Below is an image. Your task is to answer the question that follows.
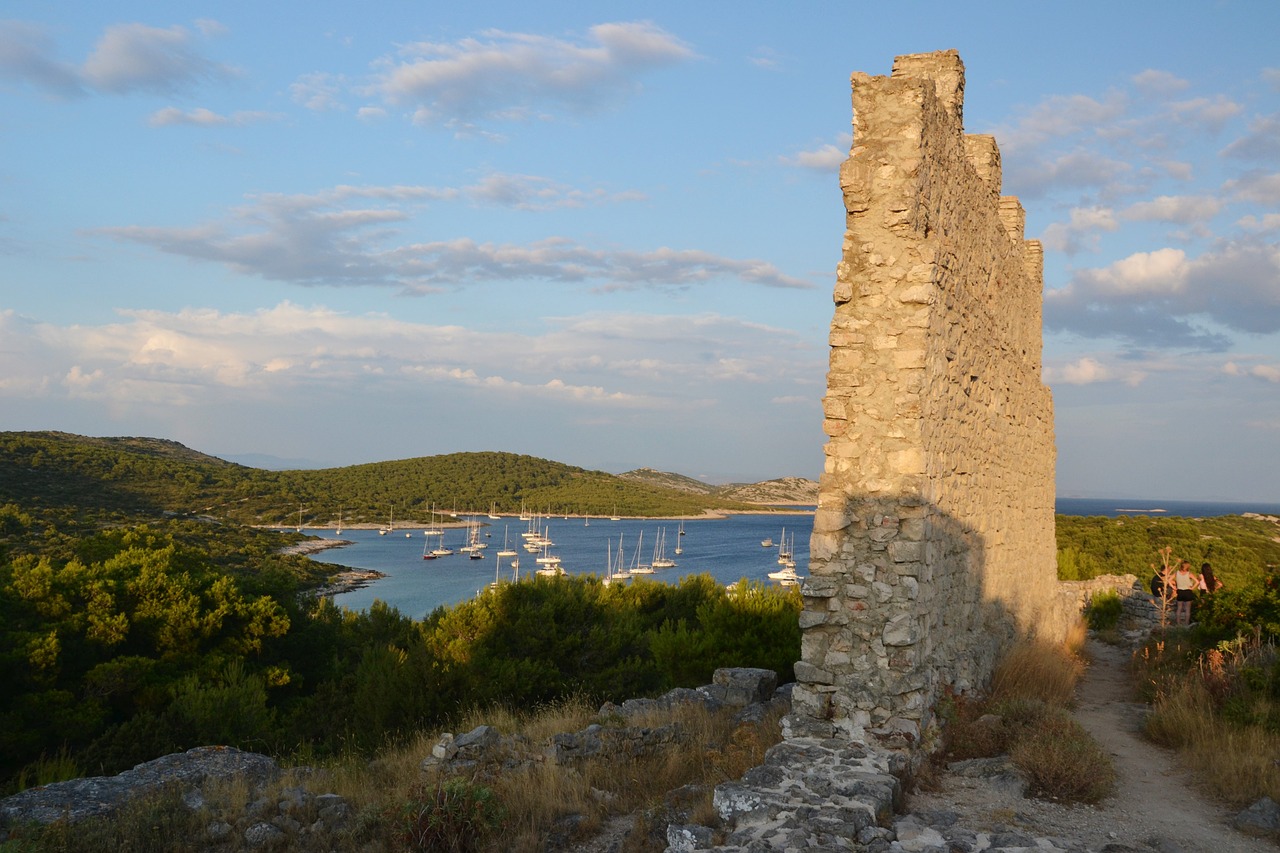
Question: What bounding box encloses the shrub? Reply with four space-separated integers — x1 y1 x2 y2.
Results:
1010 708 1114 803
1085 590 1123 630
391 778 507 853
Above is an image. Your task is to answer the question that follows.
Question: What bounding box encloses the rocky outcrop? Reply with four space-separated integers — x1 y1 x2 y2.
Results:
0 746 280 826
421 667 789 778
0 746 354 850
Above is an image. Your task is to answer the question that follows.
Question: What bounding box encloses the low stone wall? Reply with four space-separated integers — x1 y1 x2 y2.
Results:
1060 573 1165 634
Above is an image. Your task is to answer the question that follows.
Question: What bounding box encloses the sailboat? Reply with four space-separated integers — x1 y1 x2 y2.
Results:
628 531 654 575
651 527 677 569
335 509 342 536
610 533 632 581
496 525 517 558
603 536 631 584
379 505 393 535
777 528 791 564
535 531 565 576
674 519 683 555
295 506 303 533
488 502 501 520
423 504 443 537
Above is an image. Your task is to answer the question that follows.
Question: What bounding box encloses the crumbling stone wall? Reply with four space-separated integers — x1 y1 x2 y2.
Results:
791 51 1066 746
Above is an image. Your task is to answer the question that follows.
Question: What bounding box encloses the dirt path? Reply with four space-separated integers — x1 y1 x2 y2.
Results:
1070 638 1273 852
912 638 1275 852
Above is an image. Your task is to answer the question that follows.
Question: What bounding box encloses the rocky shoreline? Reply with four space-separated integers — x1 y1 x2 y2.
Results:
277 539 387 597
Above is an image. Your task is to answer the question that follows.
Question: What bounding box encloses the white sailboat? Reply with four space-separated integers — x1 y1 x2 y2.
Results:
379 505 393 535
674 519 683 555
335 509 342 535
628 530 654 575
535 532 565 576
609 533 631 580
496 525 517 558
777 528 791 565
651 527 676 569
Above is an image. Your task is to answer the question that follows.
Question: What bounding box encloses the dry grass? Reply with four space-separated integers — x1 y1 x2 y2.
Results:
1140 633 1280 807
5 694 784 853
988 629 1086 708
933 622 1114 805
347 699 780 853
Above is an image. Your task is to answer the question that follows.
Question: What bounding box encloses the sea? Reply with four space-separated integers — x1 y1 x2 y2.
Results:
305 499 1280 618
307 512 813 620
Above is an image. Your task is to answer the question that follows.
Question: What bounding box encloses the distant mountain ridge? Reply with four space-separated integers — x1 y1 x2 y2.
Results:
0 432 813 526
619 467 818 505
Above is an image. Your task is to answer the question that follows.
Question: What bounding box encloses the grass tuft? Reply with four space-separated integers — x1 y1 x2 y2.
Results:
932 621 1114 806
1137 631 1280 807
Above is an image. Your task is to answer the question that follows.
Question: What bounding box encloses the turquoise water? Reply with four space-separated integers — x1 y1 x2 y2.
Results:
306 513 813 618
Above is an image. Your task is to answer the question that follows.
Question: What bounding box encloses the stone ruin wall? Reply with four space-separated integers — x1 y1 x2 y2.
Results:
790 51 1070 747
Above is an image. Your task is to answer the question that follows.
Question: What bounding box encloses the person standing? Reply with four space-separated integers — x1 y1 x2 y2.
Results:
1174 560 1199 626
1200 562 1220 594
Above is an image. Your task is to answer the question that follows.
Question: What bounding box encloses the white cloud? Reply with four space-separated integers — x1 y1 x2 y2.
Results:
291 71 347 111
0 20 85 96
1167 96 1242 132
748 47 784 71
780 143 846 171
463 173 646 210
148 106 276 127
1225 170 1280 205
1238 213 1280 233
998 92 1130 152
94 182 808 290
366 21 695 127
1082 247 1190 296
1221 113 1280 161
1047 240 1280 349
1121 195 1224 225
82 22 233 95
1039 206 1117 254
1225 360 1280 383
1132 70 1189 97
1046 355 1148 387
0 303 819 415
0 19 234 98
1055 356 1112 385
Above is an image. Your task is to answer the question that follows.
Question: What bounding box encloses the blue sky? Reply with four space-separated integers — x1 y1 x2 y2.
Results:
1 2 1278 501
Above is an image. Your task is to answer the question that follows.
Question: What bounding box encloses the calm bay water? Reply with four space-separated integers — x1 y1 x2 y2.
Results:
304 499 1279 617
307 513 813 619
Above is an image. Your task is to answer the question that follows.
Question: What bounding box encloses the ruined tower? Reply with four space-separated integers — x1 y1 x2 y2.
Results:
791 51 1067 746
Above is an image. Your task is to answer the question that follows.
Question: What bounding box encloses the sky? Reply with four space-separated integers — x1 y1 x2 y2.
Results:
1 2 1278 501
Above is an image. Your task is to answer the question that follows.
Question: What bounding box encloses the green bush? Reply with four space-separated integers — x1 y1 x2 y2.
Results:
392 778 506 853
1085 590 1123 630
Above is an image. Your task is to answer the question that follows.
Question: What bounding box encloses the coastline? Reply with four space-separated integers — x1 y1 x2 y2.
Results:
270 506 816 534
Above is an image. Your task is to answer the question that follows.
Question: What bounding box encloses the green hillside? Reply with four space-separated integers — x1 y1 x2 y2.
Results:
0 431 758 528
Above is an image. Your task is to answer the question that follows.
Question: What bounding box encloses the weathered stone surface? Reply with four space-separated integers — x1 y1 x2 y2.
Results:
0 746 280 825
1235 796 1280 838
798 49 1068 738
